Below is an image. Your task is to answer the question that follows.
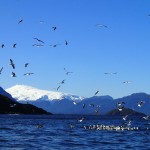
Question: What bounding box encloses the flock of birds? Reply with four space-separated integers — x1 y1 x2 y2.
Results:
1 18 150 132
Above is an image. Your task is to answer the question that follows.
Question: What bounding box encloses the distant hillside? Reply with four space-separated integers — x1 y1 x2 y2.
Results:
106 108 145 116
0 94 51 114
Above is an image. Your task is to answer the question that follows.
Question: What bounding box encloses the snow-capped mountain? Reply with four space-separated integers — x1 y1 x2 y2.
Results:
6 85 150 115
6 85 84 102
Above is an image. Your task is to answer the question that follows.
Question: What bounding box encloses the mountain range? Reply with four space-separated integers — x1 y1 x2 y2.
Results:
5 85 150 115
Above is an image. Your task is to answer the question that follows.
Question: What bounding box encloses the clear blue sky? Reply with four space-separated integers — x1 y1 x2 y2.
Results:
0 0 150 98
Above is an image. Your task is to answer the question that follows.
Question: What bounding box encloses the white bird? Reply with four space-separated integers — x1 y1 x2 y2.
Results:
137 101 145 107
78 117 84 123
24 73 34 76
123 115 128 121
96 24 108 28
32 44 44 47
142 116 149 120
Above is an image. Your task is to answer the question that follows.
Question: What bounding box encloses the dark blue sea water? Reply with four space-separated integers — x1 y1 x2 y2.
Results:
0 114 150 150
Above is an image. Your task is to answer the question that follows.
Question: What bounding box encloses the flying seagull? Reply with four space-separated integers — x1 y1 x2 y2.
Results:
9 59 15 69
33 38 45 44
65 40 68 45
117 105 124 111
18 19 23 24
13 43 17 48
123 81 131 84
52 26 57 31
24 73 34 76
94 90 99 96
59 79 65 84
96 24 108 28
137 101 145 107
50 44 61 47
0 67 3 74
57 85 61 91
1 44 5 48
11 72 16 77
32 44 44 47
25 63 29 67
78 117 84 123
64 68 73 75
123 115 128 121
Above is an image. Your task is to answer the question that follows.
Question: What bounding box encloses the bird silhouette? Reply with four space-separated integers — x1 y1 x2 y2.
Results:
1 44 5 48
9 59 15 69
0 67 3 74
11 72 16 77
65 40 68 45
52 26 57 31
25 63 29 67
33 38 45 44
96 24 108 28
94 90 99 96
18 19 23 24
24 73 34 76
13 43 17 48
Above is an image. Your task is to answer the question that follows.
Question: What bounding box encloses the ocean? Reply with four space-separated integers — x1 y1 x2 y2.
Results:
0 114 150 150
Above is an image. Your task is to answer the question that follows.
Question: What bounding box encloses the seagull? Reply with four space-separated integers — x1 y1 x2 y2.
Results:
142 116 149 120
137 101 145 107
73 101 77 105
78 117 84 123
65 40 68 45
123 115 128 121
13 43 17 48
64 68 73 75
18 19 23 24
33 38 45 44
57 85 61 91
50 44 61 47
117 101 125 106
89 104 94 107
123 81 131 84
96 24 108 28
25 63 29 67
9 59 15 69
24 73 34 76
82 103 86 109
10 104 16 107
117 106 124 111
32 44 44 47
95 109 99 115
1 44 5 48
59 79 65 84
104 72 117 75
52 26 57 31
11 72 16 77
0 67 3 74
94 90 99 96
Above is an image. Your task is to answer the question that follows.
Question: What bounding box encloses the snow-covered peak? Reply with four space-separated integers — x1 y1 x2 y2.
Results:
6 85 84 102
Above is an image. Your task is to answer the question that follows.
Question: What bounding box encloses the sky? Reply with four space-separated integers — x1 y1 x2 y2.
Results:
0 0 150 98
